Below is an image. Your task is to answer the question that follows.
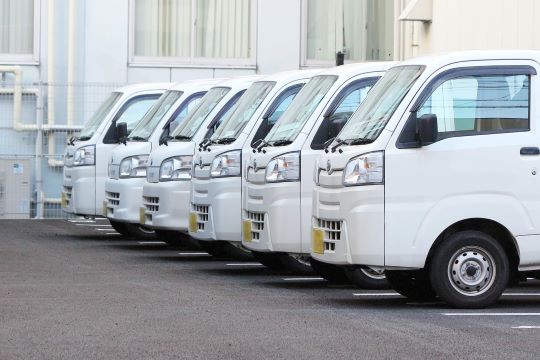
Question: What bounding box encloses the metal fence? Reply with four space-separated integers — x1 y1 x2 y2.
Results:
0 81 125 219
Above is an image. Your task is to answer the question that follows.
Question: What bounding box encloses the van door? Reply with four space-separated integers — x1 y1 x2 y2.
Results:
300 77 379 253
384 63 538 268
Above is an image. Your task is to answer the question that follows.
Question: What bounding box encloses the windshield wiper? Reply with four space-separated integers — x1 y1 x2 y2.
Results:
331 137 373 153
173 134 191 141
323 137 335 152
255 139 270 153
270 139 293 147
128 136 147 141
215 137 236 145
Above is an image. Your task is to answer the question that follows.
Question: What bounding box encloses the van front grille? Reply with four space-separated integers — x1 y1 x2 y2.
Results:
192 203 209 231
315 218 342 252
246 211 265 241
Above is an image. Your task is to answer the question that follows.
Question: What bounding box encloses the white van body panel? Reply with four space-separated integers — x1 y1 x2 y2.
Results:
141 76 261 231
189 70 320 242
312 51 540 272
104 79 224 224
243 62 395 255
62 83 172 216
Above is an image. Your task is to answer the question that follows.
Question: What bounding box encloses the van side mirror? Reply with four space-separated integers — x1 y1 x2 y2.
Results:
328 114 349 139
116 122 128 145
417 114 438 145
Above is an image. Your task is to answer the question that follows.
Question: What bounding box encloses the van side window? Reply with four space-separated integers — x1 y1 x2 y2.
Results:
103 94 160 144
204 90 245 139
168 95 204 133
418 74 529 137
310 77 378 150
250 84 304 147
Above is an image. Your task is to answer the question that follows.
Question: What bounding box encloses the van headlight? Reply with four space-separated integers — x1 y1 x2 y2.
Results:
119 155 148 178
342 151 384 186
265 151 300 183
73 145 95 166
159 156 193 181
211 150 241 178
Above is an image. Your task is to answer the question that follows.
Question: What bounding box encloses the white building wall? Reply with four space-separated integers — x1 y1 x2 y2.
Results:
399 0 540 59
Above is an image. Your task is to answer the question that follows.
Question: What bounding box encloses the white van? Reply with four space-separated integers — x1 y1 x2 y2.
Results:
188 70 319 257
104 79 221 237
62 83 170 218
242 63 393 284
140 76 260 244
312 51 537 308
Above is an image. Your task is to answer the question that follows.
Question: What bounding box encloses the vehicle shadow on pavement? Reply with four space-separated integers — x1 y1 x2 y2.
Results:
198 267 287 277
263 280 331 289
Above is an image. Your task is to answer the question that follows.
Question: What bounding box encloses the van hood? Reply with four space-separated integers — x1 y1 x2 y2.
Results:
110 141 152 165
147 141 197 167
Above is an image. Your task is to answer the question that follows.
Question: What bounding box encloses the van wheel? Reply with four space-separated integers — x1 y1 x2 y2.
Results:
385 270 437 302
309 258 350 284
345 267 390 290
223 242 254 261
429 230 509 309
108 220 129 236
252 251 286 270
280 254 314 275
124 223 156 240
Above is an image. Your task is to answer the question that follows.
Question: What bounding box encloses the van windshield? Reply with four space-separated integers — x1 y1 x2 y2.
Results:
78 92 122 140
171 87 231 140
336 65 424 144
211 81 275 141
265 75 337 143
128 90 183 141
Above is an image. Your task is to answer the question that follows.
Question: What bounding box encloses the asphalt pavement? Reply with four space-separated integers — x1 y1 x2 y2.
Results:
2 219 540 359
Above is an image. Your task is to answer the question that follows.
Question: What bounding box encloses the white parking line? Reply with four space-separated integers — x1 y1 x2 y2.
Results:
138 241 166 245
178 252 210 255
70 220 96 223
512 326 540 329
76 224 112 227
96 228 115 231
105 232 120 235
94 218 108 221
282 277 325 281
226 263 263 266
442 313 540 316
353 293 401 296
502 293 540 296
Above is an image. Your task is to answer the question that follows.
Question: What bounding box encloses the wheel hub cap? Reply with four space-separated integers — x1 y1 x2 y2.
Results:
448 246 496 296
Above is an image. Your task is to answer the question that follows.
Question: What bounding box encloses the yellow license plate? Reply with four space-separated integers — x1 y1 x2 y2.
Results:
102 201 108 217
312 228 325 254
243 220 252 242
189 212 198 233
61 192 67 208
139 207 146 224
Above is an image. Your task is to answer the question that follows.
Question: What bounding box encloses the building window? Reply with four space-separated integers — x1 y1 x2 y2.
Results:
0 0 38 63
130 0 255 67
302 0 394 66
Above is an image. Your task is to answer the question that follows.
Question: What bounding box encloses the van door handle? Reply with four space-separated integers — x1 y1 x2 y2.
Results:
520 147 540 155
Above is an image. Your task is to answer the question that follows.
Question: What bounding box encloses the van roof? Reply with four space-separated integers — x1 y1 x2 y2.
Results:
169 78 225 92
256 69 322 83
213 75 263 89
315 61 397 78
114 82 174 94
398 50 540 70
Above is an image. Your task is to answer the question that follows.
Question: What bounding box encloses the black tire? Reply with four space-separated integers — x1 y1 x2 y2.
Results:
309 258 350 284
109 220 129 236
279 254 314 275
429 230 509 309
123 223 156 240
385 270 437 302
222 242 254 261
345 267 390 290
252 251 286 270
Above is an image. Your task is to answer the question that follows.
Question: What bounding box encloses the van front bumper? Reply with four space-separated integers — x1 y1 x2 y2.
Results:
141 181 190 231
104 177 144 224
63 165 97 216
311 184 385 266
189 176 241 242
242 181 301 253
